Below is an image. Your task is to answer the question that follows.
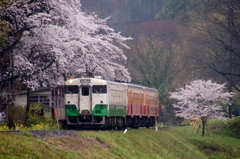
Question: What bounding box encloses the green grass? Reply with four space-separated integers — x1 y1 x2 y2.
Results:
0 119 239 159
169 126 240 159
77 126 239 159
0 134 78 159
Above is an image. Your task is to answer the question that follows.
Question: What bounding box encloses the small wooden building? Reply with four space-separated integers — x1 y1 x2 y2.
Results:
14 86 65 118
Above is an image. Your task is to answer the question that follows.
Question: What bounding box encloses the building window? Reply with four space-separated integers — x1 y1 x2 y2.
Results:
29 95 50 114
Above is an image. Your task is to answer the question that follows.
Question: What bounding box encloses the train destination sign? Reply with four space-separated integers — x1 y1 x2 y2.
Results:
80 79 90 84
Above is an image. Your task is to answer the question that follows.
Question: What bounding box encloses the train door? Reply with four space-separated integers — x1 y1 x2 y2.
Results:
79 86 91 114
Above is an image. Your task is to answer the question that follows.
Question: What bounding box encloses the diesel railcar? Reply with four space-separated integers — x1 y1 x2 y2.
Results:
58 77 159 129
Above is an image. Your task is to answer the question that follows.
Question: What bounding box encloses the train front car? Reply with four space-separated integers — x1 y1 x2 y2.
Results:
65 78 109 128
63 77 159 129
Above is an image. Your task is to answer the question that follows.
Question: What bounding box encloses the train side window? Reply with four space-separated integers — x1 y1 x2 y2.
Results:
82 87 89 96
65 85 78 94
92 85 107 94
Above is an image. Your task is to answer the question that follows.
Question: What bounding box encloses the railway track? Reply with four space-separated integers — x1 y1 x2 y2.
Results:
0 130 78 139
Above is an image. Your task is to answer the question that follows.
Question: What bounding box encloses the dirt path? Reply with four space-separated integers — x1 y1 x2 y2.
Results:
43 136 108 152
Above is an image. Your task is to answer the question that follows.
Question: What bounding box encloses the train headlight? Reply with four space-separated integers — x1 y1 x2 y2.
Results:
69 79 73 84
98 79 102 84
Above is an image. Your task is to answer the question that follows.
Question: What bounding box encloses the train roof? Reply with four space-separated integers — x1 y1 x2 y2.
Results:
127 83 158 91
66 77 158 92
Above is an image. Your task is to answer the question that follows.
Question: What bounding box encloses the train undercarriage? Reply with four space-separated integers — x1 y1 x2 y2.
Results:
60 115 156 129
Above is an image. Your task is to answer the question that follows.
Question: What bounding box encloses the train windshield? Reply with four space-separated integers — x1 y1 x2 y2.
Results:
65 85 79 94
81 87 89 96
92 85 107 94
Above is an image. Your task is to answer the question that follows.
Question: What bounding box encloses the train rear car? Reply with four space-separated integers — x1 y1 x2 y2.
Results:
126 84 159 128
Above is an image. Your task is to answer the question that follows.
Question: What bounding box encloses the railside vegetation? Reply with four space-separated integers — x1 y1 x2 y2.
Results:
0 117 239 159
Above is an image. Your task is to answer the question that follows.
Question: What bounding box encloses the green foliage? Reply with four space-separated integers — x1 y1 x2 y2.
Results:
171 126 240 159
27 103 43 126
22 131 32 137
156 0 189 21
0 125 8 131
155 0 203 23
156 0 240 119
0 0 10 8
0 0 11 50
190 139 239 159
222 117 240 139
8 105 26 126
125 19 190 125
2 104 57 130
232 92 240 116
0 24 7 49
144 41 186 124
209 117 240 139
27 103 57 130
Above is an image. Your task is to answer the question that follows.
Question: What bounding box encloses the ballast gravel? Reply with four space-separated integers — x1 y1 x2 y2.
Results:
29 130 78 138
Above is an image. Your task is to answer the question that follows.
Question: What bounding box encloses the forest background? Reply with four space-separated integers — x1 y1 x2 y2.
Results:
1 0 240 125
80 0 240 124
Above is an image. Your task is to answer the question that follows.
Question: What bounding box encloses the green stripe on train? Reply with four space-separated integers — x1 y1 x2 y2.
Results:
107 105 126 117
65 104 79 116
65 104 127 117
92 104 107 116
92 104 127 117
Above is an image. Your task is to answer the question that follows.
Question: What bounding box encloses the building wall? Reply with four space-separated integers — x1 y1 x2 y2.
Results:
14 94 27 106
14 88 52 117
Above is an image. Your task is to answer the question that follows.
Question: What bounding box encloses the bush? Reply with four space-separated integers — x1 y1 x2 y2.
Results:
209 117 240 139
2 104 57 130
223 116 240 139
27 103 57 130
8 105 26 128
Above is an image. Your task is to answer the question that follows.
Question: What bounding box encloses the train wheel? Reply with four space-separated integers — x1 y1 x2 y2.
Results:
133 122 139 129
146 123 150 128
151 118 155 127
60 120 67 129
130 122 134 129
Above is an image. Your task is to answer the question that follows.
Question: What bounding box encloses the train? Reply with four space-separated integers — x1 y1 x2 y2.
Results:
57 77 159 129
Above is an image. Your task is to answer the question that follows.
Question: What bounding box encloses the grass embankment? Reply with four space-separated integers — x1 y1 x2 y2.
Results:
0 118 239 159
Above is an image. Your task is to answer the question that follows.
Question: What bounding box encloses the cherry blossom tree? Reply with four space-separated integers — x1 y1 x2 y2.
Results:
12 0 131 90
0 0 50 108
1 0 131 91
1 0 132 115
169 79 234 137
1 0 43 85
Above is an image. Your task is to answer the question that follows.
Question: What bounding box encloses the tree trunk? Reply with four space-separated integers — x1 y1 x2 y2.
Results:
201 117 206 137
26 88 30 122
228 37 233 119
229 87 232 119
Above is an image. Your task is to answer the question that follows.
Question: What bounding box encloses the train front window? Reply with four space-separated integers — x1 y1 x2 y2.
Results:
65 85 78 94
92 85 107 94
82 87 89 96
